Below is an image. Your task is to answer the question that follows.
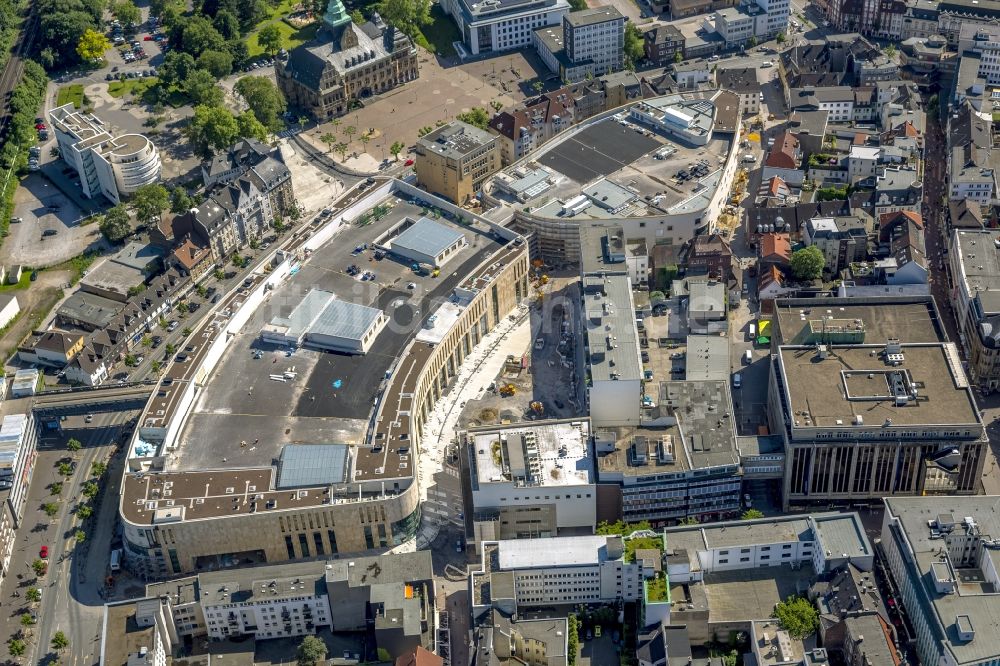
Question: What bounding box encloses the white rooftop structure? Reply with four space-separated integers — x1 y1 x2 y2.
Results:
390 217 467 268
497 535 613 569
261 289 387 354
471 421 592 487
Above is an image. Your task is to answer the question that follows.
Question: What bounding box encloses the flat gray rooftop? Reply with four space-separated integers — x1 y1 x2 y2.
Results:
955 229 1000 295
171 195 502 472
700 567 815 623
885 496 1000 666
773 297 944 345
777 344 980 429
659 380 738 469
584 274 642 382
391 216 465 262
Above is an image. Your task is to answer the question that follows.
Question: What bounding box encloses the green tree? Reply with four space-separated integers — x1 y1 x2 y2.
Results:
567 614 579 666
196 284 208 298
66 438 82 454
112 0 141 27
77 504 93 519
42 500 59 515
100 205 131 243
296 635 328 666
456 107 490 130
674 50 683 63
678 516 699 525
624 23 644 67
184 68 225 106
49 482 62 495
257 23 282 57
182 326 193 336
175 15 226 57
376 0 432 37
91 461 107 478
568 0 586 9
171 188 195 214
165 343 177 355
77 28 111 62
212 9 241 40
390 140 405 160
773 596 819 639
885 44 896 59
789 246 825 280
723 650 738 666
74 529 86 542
334 141 348 161
187 104 239 156
82 482 99 499
344 125 357 144
58 462 73 477
214 268 226 280
25 587 41 603
7 638 25 657
125 354 139 367
158 51 198 90
132 183 170 224
320 132 337 152
351 8 365 23
32 559 47 577
51 631 69 652
177 301 190 314
741 508 764 520
236 110 269 142
749 34 758 47
20 613 35 628
234 76 287 131
151 360 162 373
776 31 786 43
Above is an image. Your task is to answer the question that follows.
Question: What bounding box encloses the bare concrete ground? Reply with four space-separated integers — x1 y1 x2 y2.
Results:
301 48 550 172
458 276 584 427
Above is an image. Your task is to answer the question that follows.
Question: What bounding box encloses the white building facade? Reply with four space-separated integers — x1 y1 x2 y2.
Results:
50 103 161 204
443 0 570 55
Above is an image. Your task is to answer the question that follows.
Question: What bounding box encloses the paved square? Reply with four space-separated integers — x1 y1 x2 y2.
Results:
538 120 660 183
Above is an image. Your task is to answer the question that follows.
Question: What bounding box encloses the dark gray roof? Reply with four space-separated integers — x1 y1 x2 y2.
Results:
276 444 350 488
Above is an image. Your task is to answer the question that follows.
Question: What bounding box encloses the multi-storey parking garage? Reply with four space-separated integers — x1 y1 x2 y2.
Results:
119 181 530 578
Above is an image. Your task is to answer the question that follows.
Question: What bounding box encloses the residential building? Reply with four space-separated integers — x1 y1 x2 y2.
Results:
415 121 501 204
536 6 625 82
465 421 595 547
470 535 644 618
169 236 213 282
49 103 161 204
874 166 922 217
881 497 1000 666
0 413 36 582
186 175 278 262
876 210 927 285
101 599 172 666
802 216 869 274
847 145 881 183
717 67 760 117
900 34 957 75
768 297 988 509
950 198 985 229
671 61 714 90
900 0 939 40
79 241 165 304
780 36 899 91
201 139 295 217
758 232 792 268
763 132 804 186
825 0 906 38
685 233 734 284
396 647 444 666
488 90 575 165
276 0 418 120
672 276 728 334
17 330 84 368
644 24 684 65
595 380 742 524
948 102 997 205
664 512 873 642
950 228 1000 393
473 609 568 666
116 553 434 660
0 294 16 332
442 0 570 56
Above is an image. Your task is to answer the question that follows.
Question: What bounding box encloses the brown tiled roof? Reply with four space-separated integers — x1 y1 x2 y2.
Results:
395 647 443 666
764 132 799 170
760 232 791 263
172 235 212 271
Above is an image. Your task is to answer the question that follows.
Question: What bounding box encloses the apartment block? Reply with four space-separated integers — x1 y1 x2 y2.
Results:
0 414 37 582
882 497 1000 666
415 121 501 204
951 229 1000 393
50 103 161 204
535 6 625 82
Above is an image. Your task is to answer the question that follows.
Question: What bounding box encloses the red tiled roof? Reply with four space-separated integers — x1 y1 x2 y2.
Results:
764 132 800 170
395 647 443 666
759 232 791 262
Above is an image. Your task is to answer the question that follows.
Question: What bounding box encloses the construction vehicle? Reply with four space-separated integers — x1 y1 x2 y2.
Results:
499 383 517 397
411 262 440 277
530 401 544 414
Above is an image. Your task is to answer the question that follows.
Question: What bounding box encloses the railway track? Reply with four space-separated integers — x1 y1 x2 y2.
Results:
0 3 39 139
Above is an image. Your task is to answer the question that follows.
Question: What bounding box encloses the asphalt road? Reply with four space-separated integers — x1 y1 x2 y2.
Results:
0 410 135 666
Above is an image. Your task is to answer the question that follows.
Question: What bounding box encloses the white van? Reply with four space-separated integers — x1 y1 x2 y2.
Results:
761 60 774 68
742 154 757 163
110 548 122 572
744 349 752 364
749 323 757 340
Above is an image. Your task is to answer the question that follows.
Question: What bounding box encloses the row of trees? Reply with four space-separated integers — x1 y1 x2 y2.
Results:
99 183 171 243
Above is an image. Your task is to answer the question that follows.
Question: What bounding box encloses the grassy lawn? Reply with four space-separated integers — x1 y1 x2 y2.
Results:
247 20 320 57
108 77 159 99
56 84 84 109
646 574 669 602
0 271 30 292
624 536 662 563
413 5 460 57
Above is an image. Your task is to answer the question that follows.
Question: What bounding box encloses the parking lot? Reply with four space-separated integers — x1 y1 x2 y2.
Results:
3 173 104 267
538 120 660 184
